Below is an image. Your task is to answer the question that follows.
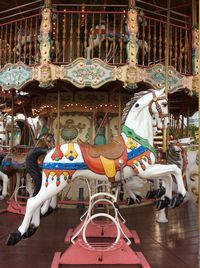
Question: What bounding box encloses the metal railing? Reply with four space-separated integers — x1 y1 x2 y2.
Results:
0 1 192 75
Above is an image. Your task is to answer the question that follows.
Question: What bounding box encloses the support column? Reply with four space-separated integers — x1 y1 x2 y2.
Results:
40 0 52 64
10 91 14 151
163 0 171 152
56 90 60 146
38 0 53 88
125 3 139 88
118 88 121 135
198 2 200 266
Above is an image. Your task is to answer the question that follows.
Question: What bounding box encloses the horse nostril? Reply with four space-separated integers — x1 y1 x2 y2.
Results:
167 122 170 125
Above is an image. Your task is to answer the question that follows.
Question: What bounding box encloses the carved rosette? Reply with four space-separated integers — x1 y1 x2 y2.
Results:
61 58 116 88
0 62 33 91
40 6 52 64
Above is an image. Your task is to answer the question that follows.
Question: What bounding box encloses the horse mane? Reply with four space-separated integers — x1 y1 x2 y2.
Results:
121 89 153 125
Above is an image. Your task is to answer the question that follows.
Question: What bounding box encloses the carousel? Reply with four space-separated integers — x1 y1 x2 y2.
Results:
0 0 199 267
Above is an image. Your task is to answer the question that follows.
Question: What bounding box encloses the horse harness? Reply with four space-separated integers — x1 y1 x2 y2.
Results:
148 91 168 125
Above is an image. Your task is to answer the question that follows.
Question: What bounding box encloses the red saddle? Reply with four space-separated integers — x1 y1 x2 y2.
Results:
78 136 127 181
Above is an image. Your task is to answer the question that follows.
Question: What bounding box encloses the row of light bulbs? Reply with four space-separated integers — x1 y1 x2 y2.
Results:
32 103 118 115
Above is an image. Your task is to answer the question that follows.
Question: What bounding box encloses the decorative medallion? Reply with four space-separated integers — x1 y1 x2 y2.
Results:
144 64 191 93
0 62 33 91
60 119 86 142
61 58 116 88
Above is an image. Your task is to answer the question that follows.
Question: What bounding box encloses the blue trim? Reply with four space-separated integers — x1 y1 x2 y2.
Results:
43 162 88 170
127 146 148 160
43 146 148 171
1 160 25 169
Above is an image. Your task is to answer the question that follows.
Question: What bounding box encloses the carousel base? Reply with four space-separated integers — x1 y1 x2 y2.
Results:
0 199 26 215
65 219 140 244
51 238 151 268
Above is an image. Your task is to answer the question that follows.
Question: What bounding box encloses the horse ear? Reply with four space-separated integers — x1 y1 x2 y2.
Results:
156 87 165 97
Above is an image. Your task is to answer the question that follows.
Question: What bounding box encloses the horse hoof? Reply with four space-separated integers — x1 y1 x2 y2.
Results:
146 190 157 199
6 231 23 246
155 197 170 210
23 224 38 239
0 194 7 200
170 194 184 208
41 206 54 217
135 194 142 204
155 186 166 198
126 197 134 206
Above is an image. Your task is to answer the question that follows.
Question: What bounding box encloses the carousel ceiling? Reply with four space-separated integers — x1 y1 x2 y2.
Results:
0 0 196 117
0 0 192 22
1 80 197 118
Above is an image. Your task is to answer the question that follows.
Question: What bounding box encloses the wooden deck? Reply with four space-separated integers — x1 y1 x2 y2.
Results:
0 200 198 268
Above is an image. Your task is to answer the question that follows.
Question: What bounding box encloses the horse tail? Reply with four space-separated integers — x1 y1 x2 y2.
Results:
26 147 48 196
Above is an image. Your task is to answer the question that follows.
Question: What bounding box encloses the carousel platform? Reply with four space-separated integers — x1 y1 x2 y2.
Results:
0 200 198 268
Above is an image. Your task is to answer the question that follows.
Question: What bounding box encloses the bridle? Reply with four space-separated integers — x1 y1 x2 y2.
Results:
148 91 169 124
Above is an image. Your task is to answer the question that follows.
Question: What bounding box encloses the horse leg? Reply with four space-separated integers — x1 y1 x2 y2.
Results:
40 198 51 216
0 172 9 200
25 173 34 197
22 206 41 239
154 175 172 210
124 178 143 205
139 164 186 208
6 177 68 246
40 194 57 216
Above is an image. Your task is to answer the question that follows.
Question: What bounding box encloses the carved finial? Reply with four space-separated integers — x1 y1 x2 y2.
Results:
129 0 136 9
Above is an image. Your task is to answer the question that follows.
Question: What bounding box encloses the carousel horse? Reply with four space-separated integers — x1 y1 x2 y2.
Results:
169 141 198 204
6 88 187 245
1 133 55 200
86 20 148 62
14 27 40 63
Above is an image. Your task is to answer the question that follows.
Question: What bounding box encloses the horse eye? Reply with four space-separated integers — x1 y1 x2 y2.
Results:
162 103 167 107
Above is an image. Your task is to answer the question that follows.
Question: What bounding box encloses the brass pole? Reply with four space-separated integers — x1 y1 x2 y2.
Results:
198 0 200 246
192 0 197 26
10 91 14 151
56 90 60 146
186 106 190 136
163 0 171 152
118 88 121 134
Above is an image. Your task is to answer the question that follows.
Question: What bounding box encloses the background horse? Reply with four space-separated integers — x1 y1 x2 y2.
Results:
1 133 55 201
7 88 187 245
86 22 148 62
14 27 40 64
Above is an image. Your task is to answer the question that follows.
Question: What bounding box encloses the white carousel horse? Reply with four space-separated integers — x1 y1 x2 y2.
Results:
6 88 187 245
